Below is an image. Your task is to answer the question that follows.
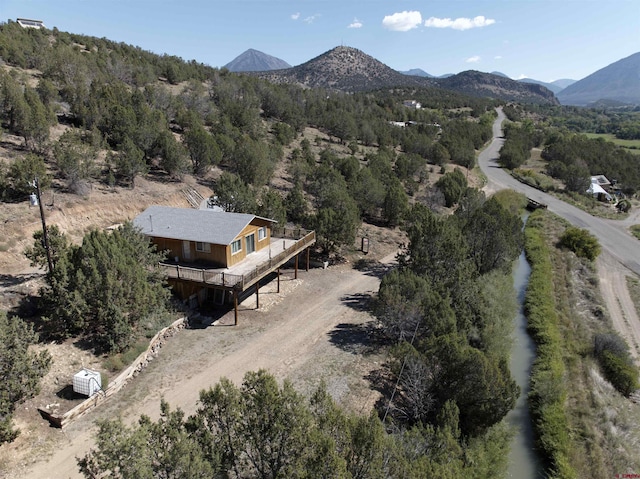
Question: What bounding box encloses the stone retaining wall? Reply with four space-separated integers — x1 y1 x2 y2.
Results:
38 317 187 428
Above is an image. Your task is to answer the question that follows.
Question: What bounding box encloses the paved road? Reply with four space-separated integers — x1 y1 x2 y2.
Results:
479 108 640 277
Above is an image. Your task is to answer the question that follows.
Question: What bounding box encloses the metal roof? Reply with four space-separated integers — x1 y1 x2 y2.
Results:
133 206 275 246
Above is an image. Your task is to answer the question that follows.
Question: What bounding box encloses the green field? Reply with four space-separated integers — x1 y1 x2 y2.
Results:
584 133 640 153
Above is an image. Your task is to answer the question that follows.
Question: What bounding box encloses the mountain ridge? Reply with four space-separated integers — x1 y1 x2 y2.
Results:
249 46 558 105
557 52 640 106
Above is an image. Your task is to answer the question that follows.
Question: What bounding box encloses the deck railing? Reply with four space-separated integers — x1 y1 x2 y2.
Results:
159 230 315 291
160 264 244 288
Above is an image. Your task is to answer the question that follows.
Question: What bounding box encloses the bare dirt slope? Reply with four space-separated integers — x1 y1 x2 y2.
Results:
4 251 397 479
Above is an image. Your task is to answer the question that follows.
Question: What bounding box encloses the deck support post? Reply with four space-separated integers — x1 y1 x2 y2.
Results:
234 292 238 326
277 268 280 293
306 248 310 272
295 254 298 279
255 280 260 309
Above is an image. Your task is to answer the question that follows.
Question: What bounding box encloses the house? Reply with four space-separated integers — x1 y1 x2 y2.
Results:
403 100 422 109
590 175 611 189
134 205 276 268
133 206 316 323
586 176 613 202
17 18 46 29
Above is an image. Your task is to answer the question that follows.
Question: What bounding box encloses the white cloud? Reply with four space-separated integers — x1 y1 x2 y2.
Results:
348 18 363 29
466 56 481 63
382 11 422 32
424 15 495 31
517 74 528 80
291 12 300 20
304 14 320 24
494 55 502 60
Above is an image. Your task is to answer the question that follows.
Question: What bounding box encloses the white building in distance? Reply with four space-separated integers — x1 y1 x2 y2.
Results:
17 18 46 29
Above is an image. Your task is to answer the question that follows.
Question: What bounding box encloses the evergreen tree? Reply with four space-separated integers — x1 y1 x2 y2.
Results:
112 137 147 186
40 223 169 352
0 311 51 443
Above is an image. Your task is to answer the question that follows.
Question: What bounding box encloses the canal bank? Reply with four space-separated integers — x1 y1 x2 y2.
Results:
506 220 545 478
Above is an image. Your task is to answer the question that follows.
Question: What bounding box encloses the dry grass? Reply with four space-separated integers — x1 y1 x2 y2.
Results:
628 277 640 316
539 212 640 477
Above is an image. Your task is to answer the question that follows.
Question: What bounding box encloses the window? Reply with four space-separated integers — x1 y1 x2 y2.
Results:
258 227 267 241
195 242 210 253
231 239 242 254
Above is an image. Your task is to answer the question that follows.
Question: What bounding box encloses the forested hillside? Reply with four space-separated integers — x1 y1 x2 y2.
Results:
0 19 498 244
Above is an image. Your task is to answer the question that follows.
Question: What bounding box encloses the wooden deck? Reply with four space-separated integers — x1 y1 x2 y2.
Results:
159 229 316 292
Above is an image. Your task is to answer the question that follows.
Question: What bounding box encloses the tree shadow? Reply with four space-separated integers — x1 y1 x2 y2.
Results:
72 336 96 353
340 292 374 312
365 367 397 416
327 321 387 355
145 167 183 185
353 258 396 279
0 272 42 288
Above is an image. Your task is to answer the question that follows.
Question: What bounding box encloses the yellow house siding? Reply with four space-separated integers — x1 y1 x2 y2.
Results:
149 218 273 268
226 220 272 267
150 237 182 261
205 244 228 267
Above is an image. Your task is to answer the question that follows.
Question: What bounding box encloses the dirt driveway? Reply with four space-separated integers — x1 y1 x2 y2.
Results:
9 252 396 479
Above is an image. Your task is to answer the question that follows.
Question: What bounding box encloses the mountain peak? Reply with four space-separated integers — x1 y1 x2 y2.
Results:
224 49 291 72
254 44 429 92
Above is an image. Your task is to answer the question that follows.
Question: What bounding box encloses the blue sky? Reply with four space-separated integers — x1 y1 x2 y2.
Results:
3 0 638 82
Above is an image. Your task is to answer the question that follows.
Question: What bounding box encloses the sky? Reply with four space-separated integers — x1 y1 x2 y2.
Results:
2 0 639 82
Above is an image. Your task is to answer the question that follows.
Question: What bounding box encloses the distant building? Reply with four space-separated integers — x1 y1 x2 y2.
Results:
403 100 421 109
587 176 613 202
17 18 46 29
590 175 611 189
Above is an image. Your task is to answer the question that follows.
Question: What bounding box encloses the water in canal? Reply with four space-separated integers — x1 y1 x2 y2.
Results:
505 244 545 478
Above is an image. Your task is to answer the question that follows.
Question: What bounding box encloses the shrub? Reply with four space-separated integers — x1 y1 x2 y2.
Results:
558 227 601 261
599 351 639 396
617 199 631 213
594 333 639 396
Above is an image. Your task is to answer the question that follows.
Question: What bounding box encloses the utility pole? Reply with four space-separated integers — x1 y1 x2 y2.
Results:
31 177 54 274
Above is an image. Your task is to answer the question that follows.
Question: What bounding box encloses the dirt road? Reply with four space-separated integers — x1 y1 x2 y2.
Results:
20 254 395 479
598 251 640 361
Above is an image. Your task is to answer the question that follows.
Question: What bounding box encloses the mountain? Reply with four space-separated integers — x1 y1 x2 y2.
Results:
518 78 564 94
557 52 640 106
401 68 433 78
224 49 291 72
434 70 559 105
254 46 431 92
491 71 510 78
551 79 576 90
252 46 557 104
